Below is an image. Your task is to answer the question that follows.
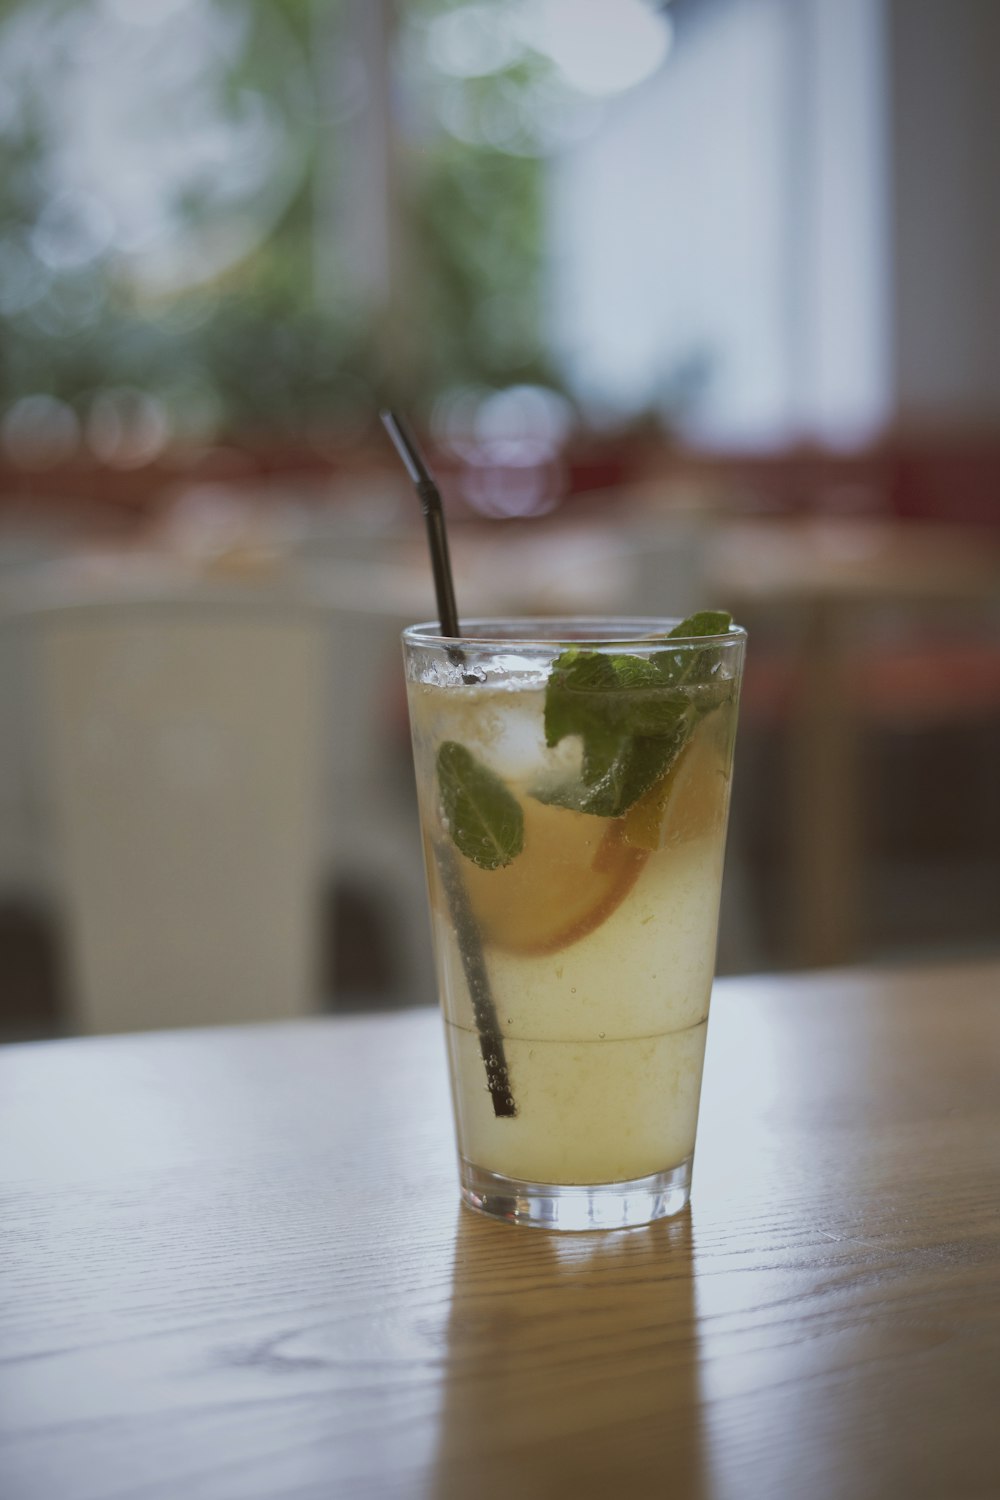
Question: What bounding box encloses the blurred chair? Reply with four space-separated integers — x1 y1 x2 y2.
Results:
317 592 436 1006
0 618 51 906
32 597 327 1033
0 518 79 906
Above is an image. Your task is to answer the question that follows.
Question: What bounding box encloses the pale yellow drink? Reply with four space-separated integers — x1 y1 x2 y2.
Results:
403 618 744 1229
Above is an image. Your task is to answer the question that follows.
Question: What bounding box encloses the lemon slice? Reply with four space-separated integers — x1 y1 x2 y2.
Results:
623 714 728 851
456 796 648 956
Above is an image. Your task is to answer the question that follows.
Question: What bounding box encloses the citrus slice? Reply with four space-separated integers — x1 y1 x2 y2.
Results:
623 714 728 851
457 796 648 956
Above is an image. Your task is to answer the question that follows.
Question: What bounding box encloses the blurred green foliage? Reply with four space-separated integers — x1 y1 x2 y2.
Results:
0 0 564 451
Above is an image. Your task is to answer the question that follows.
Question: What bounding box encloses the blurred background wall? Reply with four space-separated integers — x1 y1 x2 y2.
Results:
0 0 997 1037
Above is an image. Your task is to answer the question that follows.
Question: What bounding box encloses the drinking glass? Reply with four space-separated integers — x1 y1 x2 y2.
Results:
403 617 745 1230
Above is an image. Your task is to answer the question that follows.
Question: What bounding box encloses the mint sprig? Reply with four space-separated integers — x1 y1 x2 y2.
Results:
665 609 733 642
538 611 734 818
437 741 524 870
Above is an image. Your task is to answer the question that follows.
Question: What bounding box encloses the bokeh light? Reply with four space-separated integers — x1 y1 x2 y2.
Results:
86 388 172 468
516 0 672 98
2 394 80 468
427 4 525 79
0 0 309 295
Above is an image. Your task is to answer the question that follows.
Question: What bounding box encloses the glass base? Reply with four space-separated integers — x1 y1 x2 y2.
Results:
459 1156 692 1232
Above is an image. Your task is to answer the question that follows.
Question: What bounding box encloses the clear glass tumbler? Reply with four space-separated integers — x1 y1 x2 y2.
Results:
402 617 745 1230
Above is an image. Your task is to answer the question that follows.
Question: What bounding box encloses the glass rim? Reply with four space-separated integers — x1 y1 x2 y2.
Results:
402 615 746 648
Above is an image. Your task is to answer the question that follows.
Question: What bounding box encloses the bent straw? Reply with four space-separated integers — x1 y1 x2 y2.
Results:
380 409 516 1118
380 410 460 639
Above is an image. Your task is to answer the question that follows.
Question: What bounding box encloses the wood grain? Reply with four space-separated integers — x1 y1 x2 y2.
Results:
2 960 999 1500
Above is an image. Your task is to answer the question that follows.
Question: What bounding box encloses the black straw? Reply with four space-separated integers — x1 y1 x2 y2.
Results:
380 410 460 638
434 843 516 1118
380 408 516 1120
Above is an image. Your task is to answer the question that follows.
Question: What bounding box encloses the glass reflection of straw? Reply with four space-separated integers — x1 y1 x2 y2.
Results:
380 410 516 1119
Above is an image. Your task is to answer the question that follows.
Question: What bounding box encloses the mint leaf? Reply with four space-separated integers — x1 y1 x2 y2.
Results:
650 611 734 688
538 611 735 818
669 610 732 639
437 741 524 870
535 725 684 817
543 648 620 754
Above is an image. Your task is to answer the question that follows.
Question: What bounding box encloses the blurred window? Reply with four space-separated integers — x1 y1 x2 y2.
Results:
549 0 891 448
0 0 890 455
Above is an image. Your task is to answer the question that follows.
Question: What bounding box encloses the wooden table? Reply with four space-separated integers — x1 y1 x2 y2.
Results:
3 960 999 1499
